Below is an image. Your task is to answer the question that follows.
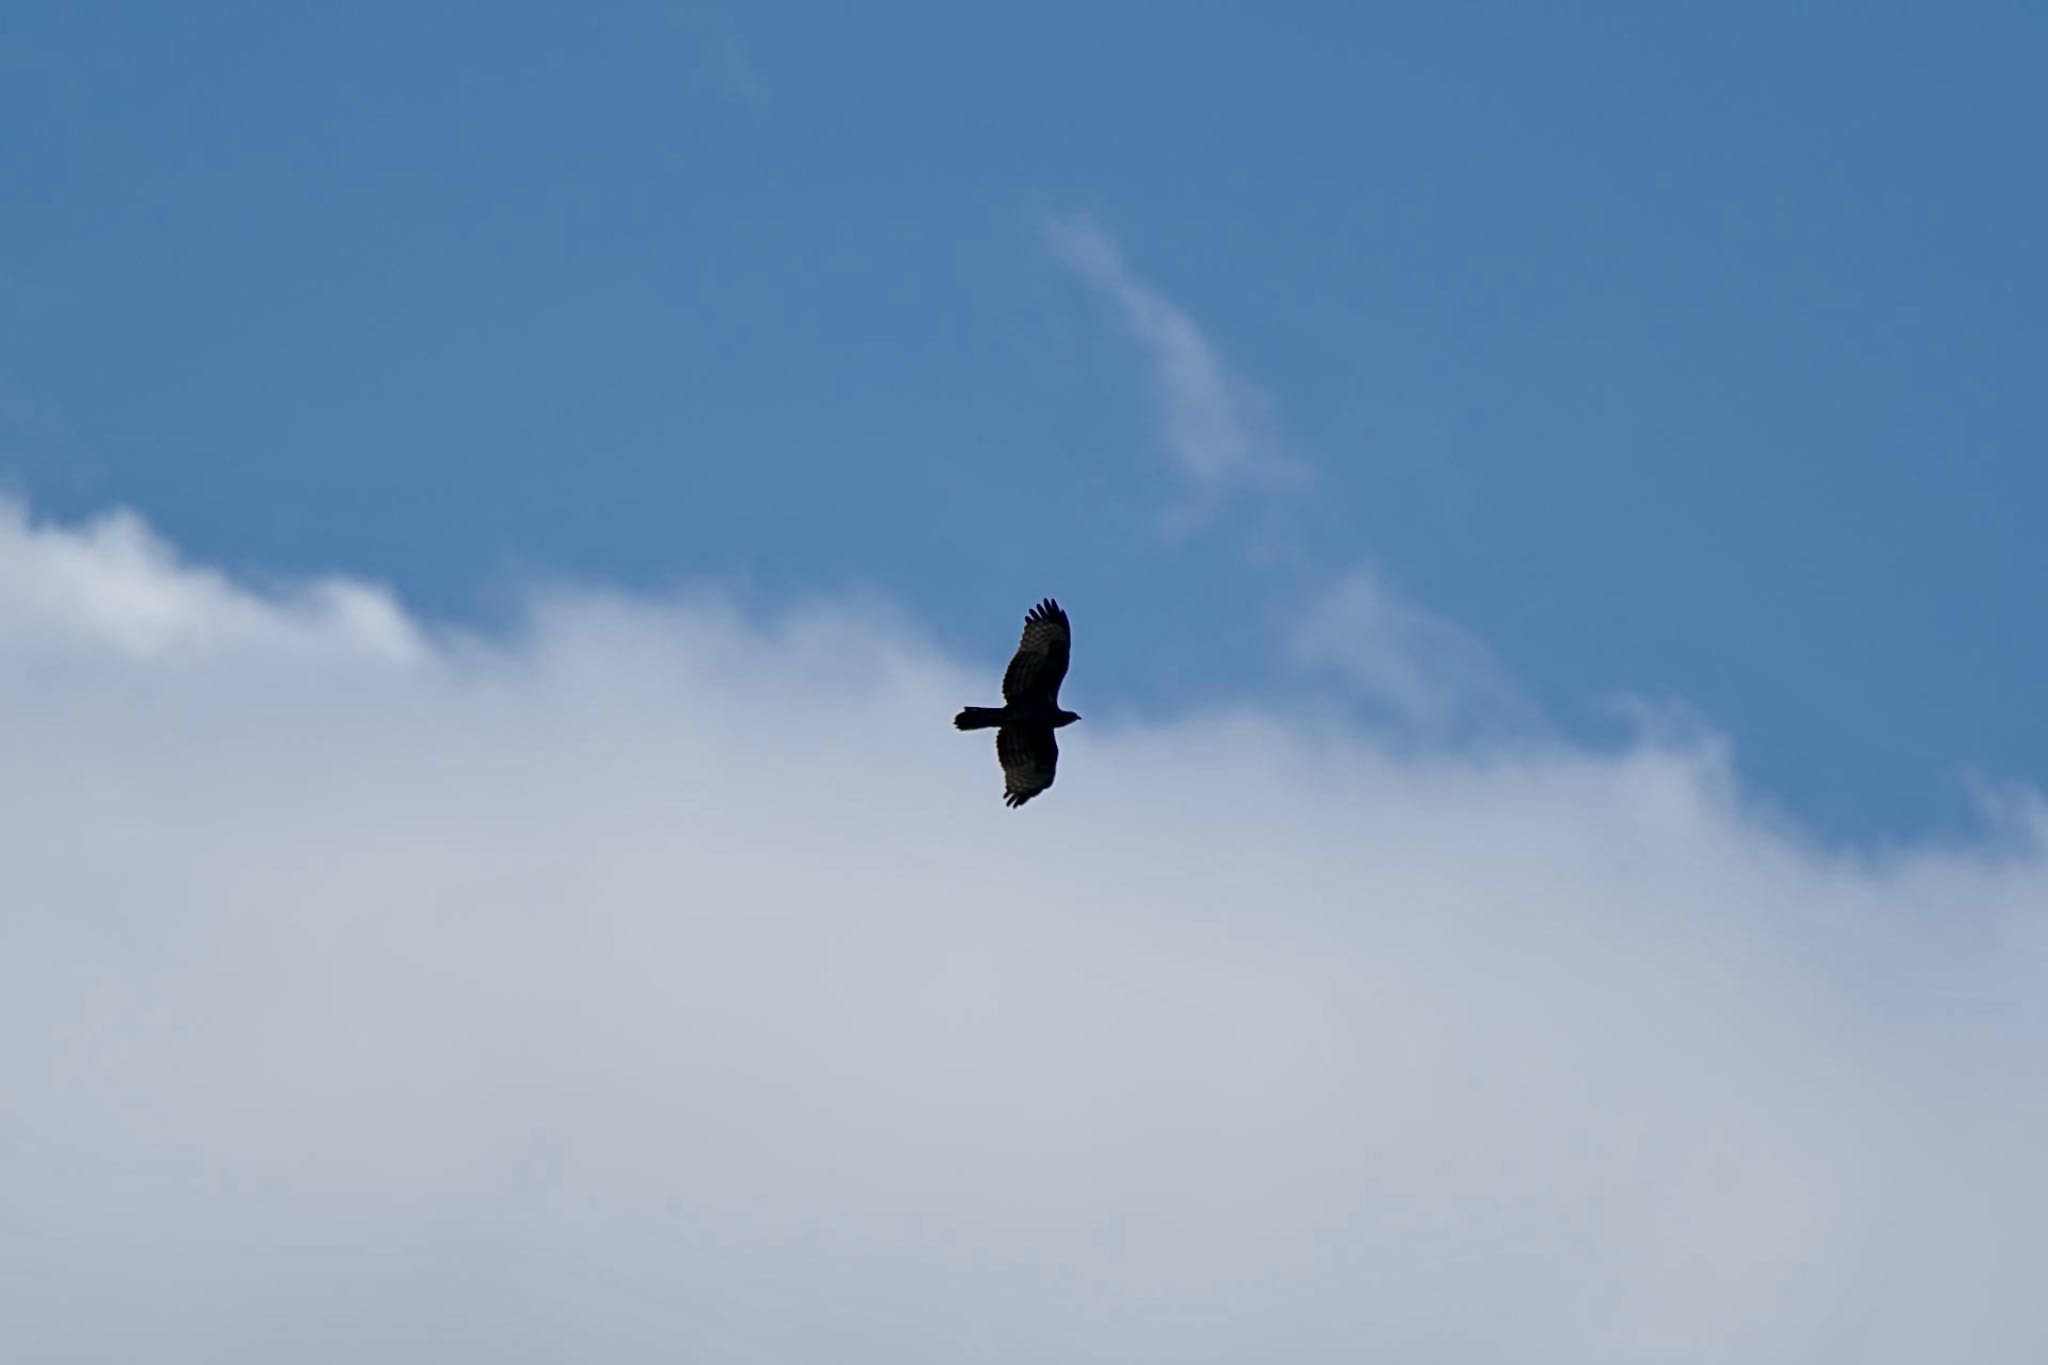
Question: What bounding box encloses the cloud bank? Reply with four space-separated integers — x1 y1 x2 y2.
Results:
3 499 2046 1362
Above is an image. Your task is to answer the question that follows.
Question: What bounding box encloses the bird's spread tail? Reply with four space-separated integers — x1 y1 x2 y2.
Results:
954 706 1006 731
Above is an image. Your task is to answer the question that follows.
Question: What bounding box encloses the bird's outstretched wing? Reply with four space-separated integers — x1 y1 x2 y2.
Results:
996 725 1058 807
1001 598 1071 706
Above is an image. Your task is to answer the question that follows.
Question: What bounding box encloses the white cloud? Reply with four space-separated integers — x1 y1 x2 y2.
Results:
1050 218 1303 522
0 499 423 664
3 498 2047 1362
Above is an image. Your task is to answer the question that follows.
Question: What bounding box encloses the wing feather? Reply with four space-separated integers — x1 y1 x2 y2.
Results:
1000 598 1071 706
996 725 1058 807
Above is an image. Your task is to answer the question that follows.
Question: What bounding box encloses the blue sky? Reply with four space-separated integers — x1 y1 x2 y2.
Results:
5 2 2045 840
9 10 2048 1357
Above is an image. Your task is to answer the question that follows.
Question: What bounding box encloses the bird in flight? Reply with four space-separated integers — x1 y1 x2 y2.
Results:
954 598 1080 807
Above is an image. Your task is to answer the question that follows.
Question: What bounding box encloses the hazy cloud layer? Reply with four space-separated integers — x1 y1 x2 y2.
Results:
4 499 2046 1362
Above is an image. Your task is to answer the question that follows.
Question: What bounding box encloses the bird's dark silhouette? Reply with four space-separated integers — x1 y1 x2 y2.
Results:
955 598 1080 807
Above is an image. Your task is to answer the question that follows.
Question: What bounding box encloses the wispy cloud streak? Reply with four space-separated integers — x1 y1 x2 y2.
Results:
1292 567 1539 737
1049 220 1530 737
1050 218 1303 522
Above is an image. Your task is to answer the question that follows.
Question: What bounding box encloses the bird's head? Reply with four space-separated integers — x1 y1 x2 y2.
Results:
1054 709 1081 727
